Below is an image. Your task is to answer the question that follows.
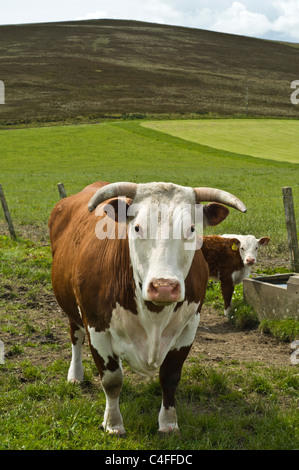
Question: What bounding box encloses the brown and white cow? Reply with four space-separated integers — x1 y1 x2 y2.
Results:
49 181 246 435
201 234 270 316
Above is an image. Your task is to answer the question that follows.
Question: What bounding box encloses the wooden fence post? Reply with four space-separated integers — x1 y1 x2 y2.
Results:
0 184 16 240
282 186 299 272
57 183 67 199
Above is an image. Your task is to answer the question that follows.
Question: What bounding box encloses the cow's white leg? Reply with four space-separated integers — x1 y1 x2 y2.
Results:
101 367 125 435
224 304 232 317
158 404 179 433
68 325 85 383
221 278 234 318
87 326 125 435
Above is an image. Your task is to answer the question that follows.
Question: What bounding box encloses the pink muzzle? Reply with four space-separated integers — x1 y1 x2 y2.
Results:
147 278 181 304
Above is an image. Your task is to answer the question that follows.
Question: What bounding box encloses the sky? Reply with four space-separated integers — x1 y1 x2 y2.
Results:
1 0 299 42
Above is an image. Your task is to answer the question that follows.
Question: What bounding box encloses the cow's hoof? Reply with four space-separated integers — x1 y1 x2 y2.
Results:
108 429 126 438
100 423 126 437
158 426 180 436
67 378 82 384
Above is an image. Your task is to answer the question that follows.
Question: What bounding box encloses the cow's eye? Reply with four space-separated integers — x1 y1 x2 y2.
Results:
133 224 144 238
185 225 196 239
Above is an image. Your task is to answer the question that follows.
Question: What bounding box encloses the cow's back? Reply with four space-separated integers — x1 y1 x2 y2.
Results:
49 181 136 326
201 235 243 279
49 182 108 319
49 181 109 257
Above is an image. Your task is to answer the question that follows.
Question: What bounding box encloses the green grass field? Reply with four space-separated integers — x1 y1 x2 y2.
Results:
143 119 299 164
0 119 298 250
0 235 298 450
1 119 299 450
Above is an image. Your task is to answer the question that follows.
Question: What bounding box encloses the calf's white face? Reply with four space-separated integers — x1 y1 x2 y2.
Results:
128 184 198 305
223 234 270 266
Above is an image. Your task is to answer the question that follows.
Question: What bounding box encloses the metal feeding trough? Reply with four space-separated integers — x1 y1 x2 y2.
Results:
243 273 299 321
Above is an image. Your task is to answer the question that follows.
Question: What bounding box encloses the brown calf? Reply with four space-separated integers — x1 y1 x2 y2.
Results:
201 235 270 316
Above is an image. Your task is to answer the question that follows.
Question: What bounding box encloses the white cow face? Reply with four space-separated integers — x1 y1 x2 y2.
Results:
229 235 270 266
127 183 228 305
90 181 246 306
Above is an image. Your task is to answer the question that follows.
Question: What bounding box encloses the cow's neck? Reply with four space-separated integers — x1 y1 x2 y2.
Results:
134 283 198 365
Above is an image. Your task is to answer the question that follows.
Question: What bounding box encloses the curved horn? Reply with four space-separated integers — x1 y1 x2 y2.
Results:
193 187 247 213
88 182 138 212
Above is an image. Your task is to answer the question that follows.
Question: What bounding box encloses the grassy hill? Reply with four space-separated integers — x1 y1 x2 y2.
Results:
1 120 298 250
0 19 299 125
143 119 299 163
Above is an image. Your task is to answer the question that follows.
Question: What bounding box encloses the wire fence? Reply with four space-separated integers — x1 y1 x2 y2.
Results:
1 182 299 270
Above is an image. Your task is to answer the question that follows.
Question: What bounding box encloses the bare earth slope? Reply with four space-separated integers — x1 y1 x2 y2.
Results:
1 19 299 124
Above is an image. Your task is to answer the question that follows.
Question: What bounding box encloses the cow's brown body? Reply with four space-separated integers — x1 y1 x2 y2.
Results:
201 234 270 315
50 182 138 333
201 235 243 314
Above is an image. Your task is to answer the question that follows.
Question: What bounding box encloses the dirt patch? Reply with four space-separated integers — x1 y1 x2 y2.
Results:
191 305 293 368
1 288 70 368
1 286 294 372
0 222 50 243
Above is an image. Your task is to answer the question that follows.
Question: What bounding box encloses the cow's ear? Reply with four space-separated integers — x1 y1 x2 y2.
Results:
103 197 133 222
229 238 240 251
203 203 229 227
258 236 270 246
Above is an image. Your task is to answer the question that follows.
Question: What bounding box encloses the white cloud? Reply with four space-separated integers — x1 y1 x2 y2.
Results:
211 2 272 37
272 0 299 41
75 11 107 21
142 0 184 24
6 0 296 42
73 1 295 41
75 0 183 25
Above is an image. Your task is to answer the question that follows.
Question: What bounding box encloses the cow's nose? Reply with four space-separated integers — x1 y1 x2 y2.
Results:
147 278 181 304
246 257 255 266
